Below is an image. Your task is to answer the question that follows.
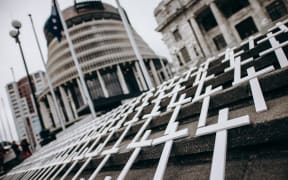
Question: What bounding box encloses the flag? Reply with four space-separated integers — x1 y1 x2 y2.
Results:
45 0 63 42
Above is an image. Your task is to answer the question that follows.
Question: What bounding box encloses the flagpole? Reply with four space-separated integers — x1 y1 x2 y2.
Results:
1 98 14 141
10 67 24 143
28 14 66 131
54 0 96 119
115 0 154 90
0 103 8 141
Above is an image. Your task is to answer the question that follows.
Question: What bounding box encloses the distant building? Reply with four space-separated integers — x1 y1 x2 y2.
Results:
6 71 47 148
154 0 288 70
39 0 172 130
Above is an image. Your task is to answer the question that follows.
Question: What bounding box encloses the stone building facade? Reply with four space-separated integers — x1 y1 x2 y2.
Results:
39 1 172 130
154 0 288 70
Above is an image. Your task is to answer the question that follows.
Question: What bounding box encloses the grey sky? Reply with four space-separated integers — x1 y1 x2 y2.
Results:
0 0 170 141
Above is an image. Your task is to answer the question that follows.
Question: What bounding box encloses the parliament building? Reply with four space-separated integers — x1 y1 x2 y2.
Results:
154 0 288 69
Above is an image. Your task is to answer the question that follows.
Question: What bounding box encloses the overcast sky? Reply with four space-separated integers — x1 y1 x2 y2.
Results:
0 0 170 142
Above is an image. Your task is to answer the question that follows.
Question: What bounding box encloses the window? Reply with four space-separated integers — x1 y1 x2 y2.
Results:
196 7 218 32
7 84 14 90
213 34 227 50
101 69 123 97
180 46 191 63
215 0 249 18
176 54 183 66
235 17 258 40
34 73 40 78
121 65 140 93
172 29 182 41
193 46 200 57
86 76 104 99
266 0 288 21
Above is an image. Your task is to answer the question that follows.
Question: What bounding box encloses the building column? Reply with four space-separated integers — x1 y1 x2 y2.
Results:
178 51 187 65
116 65 129 94
55 88 67 124
39 100 52 129
209 1 237 46
97 70 109 98
59 86 74 122
47 94 60 127
149 60 161 86
167 64 173 77
67 87 78 119
76 78 87 104
132 65 143 91
248 0 269 30
189 15 212 57
159 58 170 80
135 61 148 91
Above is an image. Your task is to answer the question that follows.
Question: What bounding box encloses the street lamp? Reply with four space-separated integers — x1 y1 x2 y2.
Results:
9 20 46 132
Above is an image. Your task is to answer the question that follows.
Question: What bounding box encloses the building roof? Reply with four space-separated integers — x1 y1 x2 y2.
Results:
44 1 121 45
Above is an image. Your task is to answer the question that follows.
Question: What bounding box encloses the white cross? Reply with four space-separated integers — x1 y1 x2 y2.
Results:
60 160 79 180
221 48 232 63
177 67 197 84
258 32 288 68
49 163 68 180
240 33 263 50
192 67 212 87
71 129 117 180
43 164 61 180
153 122 188 180
88 124 133 180
151 92 191 180
193 69 221 103
268 21 288 33
166 75 181 89
221 48 246 72
233 56 275 112
104 176 112 180
117 130 152 180
124 93 152 126
195 108 250 180
200 57 216 71
30 167 47 180
58 122 114 179
166 93 191 131
38 165 56 180
154 80 170 97
166 84 189 110
127 92 164 149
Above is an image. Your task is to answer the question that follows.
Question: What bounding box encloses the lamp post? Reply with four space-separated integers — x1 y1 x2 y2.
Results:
9 20 46 131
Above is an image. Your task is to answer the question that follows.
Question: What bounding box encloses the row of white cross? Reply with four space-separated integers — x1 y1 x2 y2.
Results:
5 20 288 180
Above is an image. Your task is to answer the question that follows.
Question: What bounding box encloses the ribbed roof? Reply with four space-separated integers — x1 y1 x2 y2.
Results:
44 2 121 45
61 2 118 21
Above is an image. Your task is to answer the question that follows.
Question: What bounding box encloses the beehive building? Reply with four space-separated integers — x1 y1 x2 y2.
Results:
39 0 172 129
